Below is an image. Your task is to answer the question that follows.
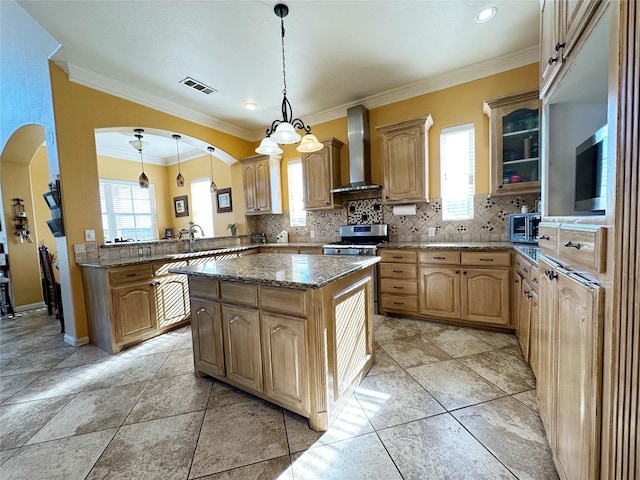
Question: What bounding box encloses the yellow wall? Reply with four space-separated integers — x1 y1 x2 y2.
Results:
275 64 539 209
50 63 255 339
1 161 42 305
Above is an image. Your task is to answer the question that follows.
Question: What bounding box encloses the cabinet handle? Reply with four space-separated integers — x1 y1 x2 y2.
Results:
524 290 530 296
271 326 281 333
540 235 550 240
149 281 160 287
463 271 467 275
532 277 539 283
393 301 405 305
393 286 404 289
392 270 404 273
555 42 565 51
498 185 503 189
516 261 521 266
392 256 404 259
229 315 240 324
548 56 559 65
515 279 519 284
433 256 446 260
479 258 494 262
456 271 460 274
545 269 558 281
126 273 140 277
527 293 533 299
523 267 528 273
564 241 581 250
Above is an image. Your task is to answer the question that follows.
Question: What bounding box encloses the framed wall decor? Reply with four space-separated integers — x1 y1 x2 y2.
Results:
173 195 189 217
216 188 232 213
163 227 175 239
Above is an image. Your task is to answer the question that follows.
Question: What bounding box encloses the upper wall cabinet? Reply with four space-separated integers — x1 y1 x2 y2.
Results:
539 0 602 98
302 137 343 210
240 154 283 215
483 89 541 196
377 115 433 205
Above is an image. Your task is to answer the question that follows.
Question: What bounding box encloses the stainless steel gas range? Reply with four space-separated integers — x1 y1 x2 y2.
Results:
322 224 389 256
323 224 388 312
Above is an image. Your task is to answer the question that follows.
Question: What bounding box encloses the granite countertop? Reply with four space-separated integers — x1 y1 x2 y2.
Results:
380 241 515 250
169 253 380 290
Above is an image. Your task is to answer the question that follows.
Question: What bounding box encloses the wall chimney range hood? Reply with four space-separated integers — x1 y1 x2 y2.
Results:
330 105 382 193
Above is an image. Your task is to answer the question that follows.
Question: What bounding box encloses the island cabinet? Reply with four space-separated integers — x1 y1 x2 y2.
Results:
183 261 376 431
302 137 343 210
240 154 283 215
376 115 433 205
537 256 603 480
379 248 512 328
483 89 541 196
82 260 192 354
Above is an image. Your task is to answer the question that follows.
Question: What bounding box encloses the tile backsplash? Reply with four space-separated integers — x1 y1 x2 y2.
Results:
246 193 540 243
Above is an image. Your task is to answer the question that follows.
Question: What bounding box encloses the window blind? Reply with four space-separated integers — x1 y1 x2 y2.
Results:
440 123 475 221
99 179 157 241
287 159 306 227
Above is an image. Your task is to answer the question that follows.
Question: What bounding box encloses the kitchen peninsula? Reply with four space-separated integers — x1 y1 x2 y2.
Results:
170 253 379 431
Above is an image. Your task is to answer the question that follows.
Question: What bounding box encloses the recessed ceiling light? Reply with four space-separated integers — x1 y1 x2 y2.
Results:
243 102 259 111
474 6 497 24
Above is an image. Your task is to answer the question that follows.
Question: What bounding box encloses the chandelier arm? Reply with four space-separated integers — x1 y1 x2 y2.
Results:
281 95 293 123
266 119 283 137
290 118 312 134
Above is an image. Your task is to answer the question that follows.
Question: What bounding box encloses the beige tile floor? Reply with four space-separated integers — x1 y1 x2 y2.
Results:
0 308 559 479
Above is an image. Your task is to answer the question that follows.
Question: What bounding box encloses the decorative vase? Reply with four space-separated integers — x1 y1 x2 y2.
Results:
230 227 236 236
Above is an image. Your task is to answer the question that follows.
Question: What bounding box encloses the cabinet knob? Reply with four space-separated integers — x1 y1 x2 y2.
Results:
555 42 565 51
463 271 467 275
564 241 581 250
455 270 460 274
548 56 559 65
498 185 503 189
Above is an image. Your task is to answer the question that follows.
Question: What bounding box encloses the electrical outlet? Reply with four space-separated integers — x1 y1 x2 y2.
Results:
428 227 436 237
85 229 95 241
310 230 315 238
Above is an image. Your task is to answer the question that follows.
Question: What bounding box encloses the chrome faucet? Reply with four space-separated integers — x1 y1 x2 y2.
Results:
188 222 205 252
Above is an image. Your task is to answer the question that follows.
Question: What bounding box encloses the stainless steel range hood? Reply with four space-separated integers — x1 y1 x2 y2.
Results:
330 105 382 193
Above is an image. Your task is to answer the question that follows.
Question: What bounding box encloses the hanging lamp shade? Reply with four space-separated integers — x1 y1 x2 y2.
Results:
132 128 150 189
173 134 185 187
138 171 149 189
207 146 218 193
272 122 300 144
255 137 283 155
296 134 323 153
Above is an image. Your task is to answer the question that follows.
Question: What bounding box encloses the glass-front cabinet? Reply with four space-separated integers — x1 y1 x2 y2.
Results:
484 89 541 196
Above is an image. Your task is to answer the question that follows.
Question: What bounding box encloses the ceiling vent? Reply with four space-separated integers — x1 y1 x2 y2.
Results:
179 77 217 95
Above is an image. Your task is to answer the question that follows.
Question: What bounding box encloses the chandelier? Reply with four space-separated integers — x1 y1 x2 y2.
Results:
255 4 323 155
128 128 149 189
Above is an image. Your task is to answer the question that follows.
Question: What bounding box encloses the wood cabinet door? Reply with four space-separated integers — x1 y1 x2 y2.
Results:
381 125 424 204
242 162 257 213
528 289 539 378
113 281 157 344
537 258 557 440
254 159 272 212
303 148 332 209
540 0 563 96
155 274 189 328
461 268 510 325
517 278 533 361
261 312 310 414
190 298 225 377
562 0 601 60
418 266 460 319
555 271 603 480
222 305 263 392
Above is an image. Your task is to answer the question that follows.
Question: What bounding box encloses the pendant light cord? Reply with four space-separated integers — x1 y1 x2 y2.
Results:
281 15 287 97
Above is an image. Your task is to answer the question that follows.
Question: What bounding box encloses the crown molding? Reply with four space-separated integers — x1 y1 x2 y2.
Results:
62 62 254 140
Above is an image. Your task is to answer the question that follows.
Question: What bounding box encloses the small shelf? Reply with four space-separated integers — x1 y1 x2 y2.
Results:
503 128 540 138
504 157 540 165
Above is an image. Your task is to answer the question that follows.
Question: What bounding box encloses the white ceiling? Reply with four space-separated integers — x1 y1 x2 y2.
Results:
18 0 540 162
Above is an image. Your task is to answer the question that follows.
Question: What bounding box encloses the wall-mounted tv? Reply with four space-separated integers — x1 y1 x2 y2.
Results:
574 124 607 215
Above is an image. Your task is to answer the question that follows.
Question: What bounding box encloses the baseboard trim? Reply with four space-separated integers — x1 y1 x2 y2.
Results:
64 334 89 347
14 302 46 312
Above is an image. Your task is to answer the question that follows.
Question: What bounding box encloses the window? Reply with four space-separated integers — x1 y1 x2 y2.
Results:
99 179 157 241
190 178 214 236
440 123 475 220
287 159 306 227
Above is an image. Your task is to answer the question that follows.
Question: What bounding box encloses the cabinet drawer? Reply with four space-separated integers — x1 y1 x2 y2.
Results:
380 293 418 313
277 247 300 254
379 278 418 295
189 277 219 301
379 263 417 279
514 256 532 280
538 223 558 255
558 226 607 273
379 250 417 263
418 251 460 265
298 248 322 255
221 282 258 306
461 251 511 267
109 265 154 285
259 286 307 317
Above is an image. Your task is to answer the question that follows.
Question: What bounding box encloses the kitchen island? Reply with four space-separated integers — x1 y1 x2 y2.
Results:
170 253 379 431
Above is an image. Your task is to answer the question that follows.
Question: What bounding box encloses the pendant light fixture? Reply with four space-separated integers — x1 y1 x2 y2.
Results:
208 146 218 193
128 129 150 189
255 4 323 155
173 134 185 187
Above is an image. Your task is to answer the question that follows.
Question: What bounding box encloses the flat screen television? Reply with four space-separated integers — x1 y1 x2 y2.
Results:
574 124 607 215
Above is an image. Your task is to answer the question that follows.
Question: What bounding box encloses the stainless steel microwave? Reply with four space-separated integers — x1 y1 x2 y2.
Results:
509 213 540 244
